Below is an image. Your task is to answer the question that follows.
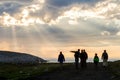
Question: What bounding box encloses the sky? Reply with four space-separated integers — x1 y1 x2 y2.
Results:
0 0 120 62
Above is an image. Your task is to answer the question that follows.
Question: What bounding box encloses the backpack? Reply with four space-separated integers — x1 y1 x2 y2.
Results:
94 57 99 62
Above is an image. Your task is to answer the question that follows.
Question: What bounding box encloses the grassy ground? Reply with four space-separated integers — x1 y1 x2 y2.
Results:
109 60 120 80
0 61 119 80
0 63 67 80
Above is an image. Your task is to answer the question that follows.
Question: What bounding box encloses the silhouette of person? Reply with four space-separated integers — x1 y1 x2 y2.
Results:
80 49 88 68
71 49 80 69
101 50 108 67
58 51 65 68
93 53 99 67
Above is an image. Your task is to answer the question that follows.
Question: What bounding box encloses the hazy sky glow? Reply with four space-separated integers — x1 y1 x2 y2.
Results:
0 0 120 62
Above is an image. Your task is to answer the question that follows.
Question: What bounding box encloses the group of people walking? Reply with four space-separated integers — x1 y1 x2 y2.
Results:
71 49 88 69
58 49 108 69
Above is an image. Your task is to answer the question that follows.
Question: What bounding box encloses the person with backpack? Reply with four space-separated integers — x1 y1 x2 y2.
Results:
93 53 99 67
101 50 108 68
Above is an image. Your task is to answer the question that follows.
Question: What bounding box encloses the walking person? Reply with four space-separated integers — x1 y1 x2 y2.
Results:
80 49 88 68
101 50 108 68
71 49 80 69
93 53 99 67
58 51 65 69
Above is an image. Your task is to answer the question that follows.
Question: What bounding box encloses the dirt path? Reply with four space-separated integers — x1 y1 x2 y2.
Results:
27 63 113 80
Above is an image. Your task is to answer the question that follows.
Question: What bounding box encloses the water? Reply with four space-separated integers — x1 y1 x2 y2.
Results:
48 58 119 63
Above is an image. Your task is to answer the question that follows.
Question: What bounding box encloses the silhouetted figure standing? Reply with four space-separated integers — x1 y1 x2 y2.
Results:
71 49 80 69
101 50 108 68
93 53 99 67
58 51 65 69
80 49 88 68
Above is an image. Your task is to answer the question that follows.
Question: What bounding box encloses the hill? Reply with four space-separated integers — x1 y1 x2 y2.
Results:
0 51 47 64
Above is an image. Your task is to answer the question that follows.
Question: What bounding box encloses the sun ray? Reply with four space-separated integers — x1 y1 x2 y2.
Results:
17 26 38 52
11 26 19 51
28 25 60 59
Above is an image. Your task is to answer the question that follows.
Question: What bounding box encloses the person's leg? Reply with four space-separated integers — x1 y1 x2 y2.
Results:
60 62 63 70
104 59 108 67
103 59 105 67
81 60 84 68
76 60 79 69
84 60 87 68
103 59 108 69
95 62 98 68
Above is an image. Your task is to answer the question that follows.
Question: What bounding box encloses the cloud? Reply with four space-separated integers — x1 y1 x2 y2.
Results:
0 0 34 14
95 0 120 19
0 2 21 15
0 0 120 48
46 0 103 7
101 31 110 36
116 31 120 36
0 0 33 3
0 0 120 27
0 0 46 27
44 0 120 21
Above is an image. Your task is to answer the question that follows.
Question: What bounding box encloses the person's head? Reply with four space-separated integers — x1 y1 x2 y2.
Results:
95 53 97 56
60 51 62 54
78 49 80 52
104 50 106 52
81 50 83 53
83 49 86 52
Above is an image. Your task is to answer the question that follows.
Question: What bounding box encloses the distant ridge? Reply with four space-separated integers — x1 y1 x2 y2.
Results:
0 51 47 64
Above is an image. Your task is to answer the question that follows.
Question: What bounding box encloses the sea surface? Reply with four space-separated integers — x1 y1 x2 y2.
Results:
48 58 119 63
